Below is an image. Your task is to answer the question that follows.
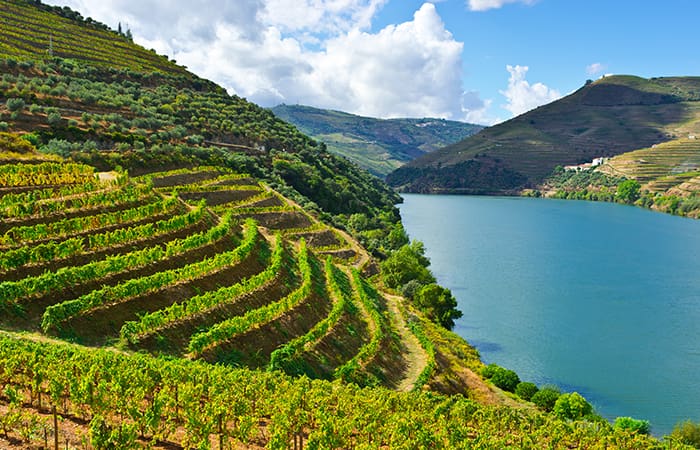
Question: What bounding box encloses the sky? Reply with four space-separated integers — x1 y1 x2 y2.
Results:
46 0 700 125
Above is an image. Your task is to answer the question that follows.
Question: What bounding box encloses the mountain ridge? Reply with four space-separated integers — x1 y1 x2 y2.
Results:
271 103 482 177
387 75 700 195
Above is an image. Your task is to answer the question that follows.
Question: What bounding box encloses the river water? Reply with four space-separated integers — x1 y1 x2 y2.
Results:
399 194 700 435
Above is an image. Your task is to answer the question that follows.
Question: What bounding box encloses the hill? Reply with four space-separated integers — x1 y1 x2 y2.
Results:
0 2 685 447
387 75 700 195
0 158 672 448
271 104 482 177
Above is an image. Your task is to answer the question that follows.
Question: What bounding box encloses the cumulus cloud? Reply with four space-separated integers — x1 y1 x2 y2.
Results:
467 0 535 11
47 1 488 122
500 65 560 117
586 62 607 76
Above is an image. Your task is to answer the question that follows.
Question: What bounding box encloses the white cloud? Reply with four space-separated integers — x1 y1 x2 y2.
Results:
467 0 535 12
261 0 388 34
586 62 607 76
46 1 490 122
500 65 560 117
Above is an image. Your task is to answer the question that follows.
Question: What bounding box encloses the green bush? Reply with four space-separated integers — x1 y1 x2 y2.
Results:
553 392 593 420
515 381 539 401
616 179 641 204
6 97 25 112
480 363 520 392
47 111 62 127
531 386 561 412
614 417 650 435
491 367 520 392
414 283 462 330
670 420 700 448
481 363 499 379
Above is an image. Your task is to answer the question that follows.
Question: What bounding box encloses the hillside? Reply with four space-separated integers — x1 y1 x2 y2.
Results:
0 157 674 449
271 104 482 177
387 75 700 195
0 2 685 448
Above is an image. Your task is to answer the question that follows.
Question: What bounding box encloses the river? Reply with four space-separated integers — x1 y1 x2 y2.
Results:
399 194 700 435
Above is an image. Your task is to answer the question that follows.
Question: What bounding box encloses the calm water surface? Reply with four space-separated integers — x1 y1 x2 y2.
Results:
399 194 700 435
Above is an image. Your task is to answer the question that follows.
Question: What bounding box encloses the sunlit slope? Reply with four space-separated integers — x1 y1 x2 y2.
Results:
600 138 700 191
388 75 700 193
0 0 190 76
0 160 437 392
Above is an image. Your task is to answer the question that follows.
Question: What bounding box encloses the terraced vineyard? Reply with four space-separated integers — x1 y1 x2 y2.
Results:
0 162 411 384
600 138 700 190
0 0 190 76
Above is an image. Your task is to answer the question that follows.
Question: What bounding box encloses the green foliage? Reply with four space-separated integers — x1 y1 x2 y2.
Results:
381 241 435 289
531 386 561 412
5 97 25 112
42 215 246 332
0 131 36 153
399 279 423 300
46 111 62 127
515 381 539 401
481 363 499 379
614 416 651 435
671 420 700 448
0 335 673 449
616 179 641 204
489 366 520 393
188 240 313 355
414 283 462 330
553 392 593 421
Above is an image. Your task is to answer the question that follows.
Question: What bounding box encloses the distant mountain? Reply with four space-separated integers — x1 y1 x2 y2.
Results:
271 104 482 177
387 75 700 194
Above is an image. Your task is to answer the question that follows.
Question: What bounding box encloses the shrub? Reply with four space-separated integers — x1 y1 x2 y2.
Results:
414 283 462 329
400 279 423 300
481 363 499 379
553 392 593 420
531 386 561 412
481 363 520 392
491 367 520 392
0 122 8 131
515 382 539 401
6 97 25 112
670 420 700 447
614 416 650 435
47 111 62 127
616 179 641 204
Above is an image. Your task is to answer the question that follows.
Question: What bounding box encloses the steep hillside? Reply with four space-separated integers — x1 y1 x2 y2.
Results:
0 2 684 447
271 104 482 177
0 0 191 77
388 75 700 194
0 159 675 448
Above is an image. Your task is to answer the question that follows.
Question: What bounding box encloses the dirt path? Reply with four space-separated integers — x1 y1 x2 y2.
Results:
383 293 428 392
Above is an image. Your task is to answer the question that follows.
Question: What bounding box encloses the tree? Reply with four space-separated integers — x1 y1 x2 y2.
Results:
380 241 435 289
490 366 520 392
414 283 462 330
553 392 593 420
616 179 641 204
670 420 700 447
531 386 561 412
614 417 650 435
515 382 539 401
6 98 25 112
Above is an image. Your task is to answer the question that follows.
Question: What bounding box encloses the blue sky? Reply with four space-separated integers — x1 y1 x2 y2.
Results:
49 0 700 124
